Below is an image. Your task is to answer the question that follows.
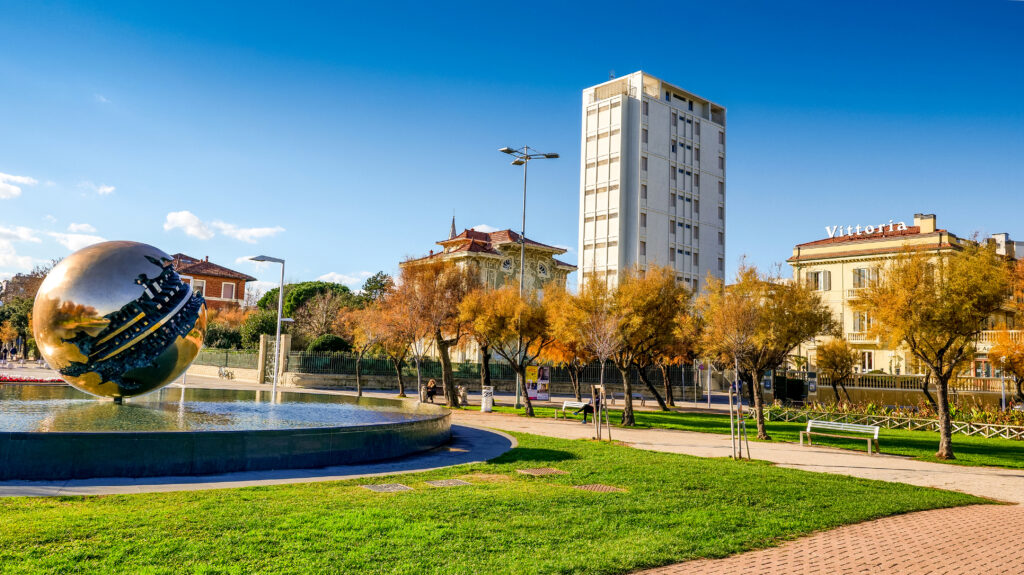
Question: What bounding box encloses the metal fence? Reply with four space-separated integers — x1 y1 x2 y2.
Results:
194 350 704 389
194 349 259 369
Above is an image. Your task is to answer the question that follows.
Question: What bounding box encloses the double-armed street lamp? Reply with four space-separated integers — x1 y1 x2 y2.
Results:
498 146 558 408
250 255 285 398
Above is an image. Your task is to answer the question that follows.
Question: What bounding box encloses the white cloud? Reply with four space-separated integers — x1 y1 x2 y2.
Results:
0 240 34 271
163 211 215 240
318 271 372 287
0 172 38 199
94 93 110 104
211 221 285 244
0 226 41 243
471 224 498 233
79 181 115 196
43 214 57 224
67 222 97 233
49 232 107 252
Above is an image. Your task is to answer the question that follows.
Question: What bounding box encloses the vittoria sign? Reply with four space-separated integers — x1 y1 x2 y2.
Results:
825 219 908 239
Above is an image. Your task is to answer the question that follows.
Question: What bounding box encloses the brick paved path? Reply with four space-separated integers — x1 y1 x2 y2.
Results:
638 504 1024 574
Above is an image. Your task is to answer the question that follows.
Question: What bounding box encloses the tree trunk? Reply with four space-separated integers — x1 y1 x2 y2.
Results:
934 372 955 460
355 352 363 397
746 370 770 440
434 329 460 408
1015 377 1024 403
838 377 851 402
920 373 938 411
480 344 492 391
392 356 406 397
659 364 675 407
414 356 423 401
636 365 670 411
569 364 585 401
617 365 635 426
517 365 535 417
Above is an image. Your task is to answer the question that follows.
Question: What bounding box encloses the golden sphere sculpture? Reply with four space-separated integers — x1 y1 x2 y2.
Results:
32 241 207 399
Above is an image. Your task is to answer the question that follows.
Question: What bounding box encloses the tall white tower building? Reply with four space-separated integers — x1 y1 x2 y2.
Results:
578 71 726 291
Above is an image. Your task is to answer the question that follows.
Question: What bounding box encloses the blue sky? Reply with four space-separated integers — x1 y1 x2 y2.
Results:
1 0 1022 293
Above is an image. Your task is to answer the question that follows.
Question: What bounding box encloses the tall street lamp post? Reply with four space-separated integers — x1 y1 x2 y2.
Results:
499 145 558 408
250 255 285 399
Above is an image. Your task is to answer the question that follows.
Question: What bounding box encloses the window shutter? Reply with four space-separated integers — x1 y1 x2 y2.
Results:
823 271 832 291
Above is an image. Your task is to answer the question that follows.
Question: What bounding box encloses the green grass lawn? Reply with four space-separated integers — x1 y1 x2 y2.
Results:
482 405 1024 469
0 433 984 575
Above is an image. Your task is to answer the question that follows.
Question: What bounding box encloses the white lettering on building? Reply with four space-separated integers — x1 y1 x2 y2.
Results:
825 219 908 239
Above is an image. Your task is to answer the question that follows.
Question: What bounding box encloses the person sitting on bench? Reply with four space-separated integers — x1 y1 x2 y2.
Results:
573 398 600 423
425 379 438 403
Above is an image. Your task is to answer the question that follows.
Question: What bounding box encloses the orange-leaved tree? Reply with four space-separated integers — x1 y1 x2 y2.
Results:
398 261 479 407
337 305 384 397
698 264 835 439
459 285 554 417
854 243 1010 459
542 285 594 401
816 338 859 403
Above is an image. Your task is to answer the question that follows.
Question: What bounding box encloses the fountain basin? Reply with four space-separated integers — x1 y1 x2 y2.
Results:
0 385 450 480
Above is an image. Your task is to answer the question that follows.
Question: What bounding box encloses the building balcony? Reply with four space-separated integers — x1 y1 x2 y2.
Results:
976 330 1024 352
847 332 878 344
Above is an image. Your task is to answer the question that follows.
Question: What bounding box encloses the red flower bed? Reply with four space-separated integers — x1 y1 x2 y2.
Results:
0 375 65 383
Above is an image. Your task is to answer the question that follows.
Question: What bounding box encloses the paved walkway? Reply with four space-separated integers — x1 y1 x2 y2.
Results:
638 504 1024 574
0 425 514 497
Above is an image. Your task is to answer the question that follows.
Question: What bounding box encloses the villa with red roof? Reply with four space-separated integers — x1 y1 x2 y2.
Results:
172 254 257 310
402 219 576 292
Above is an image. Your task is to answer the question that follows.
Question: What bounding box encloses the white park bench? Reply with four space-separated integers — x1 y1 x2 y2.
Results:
556 401 589 419
800 420 881 455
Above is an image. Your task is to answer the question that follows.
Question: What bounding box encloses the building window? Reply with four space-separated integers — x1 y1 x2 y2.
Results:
642 128 648 144
192 279 206 297
695 121 700 136
694 199 700 214
665 91 670 101
718 231 724 245
718 257 724 272
852 268 877 288
693 225 699 240
853 311 873 332
640 241 646 256
642 101 649 115
806 270 832 291
641 184 647 199
693 252 699 266
671 166 676 180
860 351 874 372
641 156 648 171
694 173 700 187
221 282 235 300
694 147 700 162
719 130 725 145
718 180 725 197
718 206 724 220
718 156 725 170
672 142 677 153
640 213 647 228
670 221 676 234
693 277 699 291
688 101 693 111
670 250 676 262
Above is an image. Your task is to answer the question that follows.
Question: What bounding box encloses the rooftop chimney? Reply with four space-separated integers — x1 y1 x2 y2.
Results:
205 256 209 262
913 213 936 234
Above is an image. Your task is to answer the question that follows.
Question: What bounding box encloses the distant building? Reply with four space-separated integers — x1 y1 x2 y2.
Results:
578 71 727 291
788 213 1020 376
172 254 257 310
401 221 576 293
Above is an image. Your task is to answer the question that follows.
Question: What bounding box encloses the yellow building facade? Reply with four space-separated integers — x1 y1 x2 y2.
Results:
788 213 1019 376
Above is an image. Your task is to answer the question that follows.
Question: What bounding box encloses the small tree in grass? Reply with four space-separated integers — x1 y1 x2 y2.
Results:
577 278 622 403
854 243 1011 460
698 265 836 440
459 286 554 417
816 338 858 403
337 306 384 397
542 285 595 401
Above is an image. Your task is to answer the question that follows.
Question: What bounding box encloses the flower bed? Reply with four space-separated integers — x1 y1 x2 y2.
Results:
0 375 65 383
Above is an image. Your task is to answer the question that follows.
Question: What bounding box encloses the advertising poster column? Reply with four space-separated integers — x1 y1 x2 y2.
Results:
526 365 539 401
536 366 550 401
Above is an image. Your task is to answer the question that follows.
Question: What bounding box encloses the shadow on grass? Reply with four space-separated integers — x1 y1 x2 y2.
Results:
491 448 578 464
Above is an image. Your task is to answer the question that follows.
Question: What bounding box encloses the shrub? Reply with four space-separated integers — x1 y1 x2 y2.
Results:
306 334 351 353
205 322 242 349
240 310 279 349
